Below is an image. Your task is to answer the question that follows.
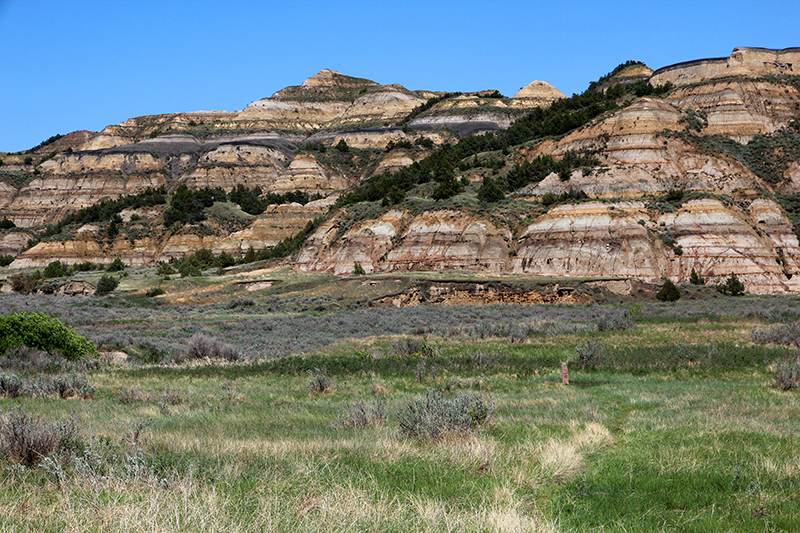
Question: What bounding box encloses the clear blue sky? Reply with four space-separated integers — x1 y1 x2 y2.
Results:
1 0 798 153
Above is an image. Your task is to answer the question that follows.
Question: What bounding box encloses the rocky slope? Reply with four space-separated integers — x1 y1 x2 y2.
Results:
4 48 800 295
293 48 800 294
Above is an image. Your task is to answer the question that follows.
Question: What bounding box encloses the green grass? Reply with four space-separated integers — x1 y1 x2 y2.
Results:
1 293 800 531
1 368 797 532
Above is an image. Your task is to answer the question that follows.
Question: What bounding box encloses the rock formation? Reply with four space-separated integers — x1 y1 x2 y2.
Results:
5 48 800 295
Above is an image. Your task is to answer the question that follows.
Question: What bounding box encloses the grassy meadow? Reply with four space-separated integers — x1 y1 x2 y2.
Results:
0 274 799 532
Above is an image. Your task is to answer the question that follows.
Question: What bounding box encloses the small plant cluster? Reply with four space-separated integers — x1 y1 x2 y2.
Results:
385 137 435 152
42 260 107 279
95 274 119 296
0 370 94 399
773 357 800 390
573 339 604 370
307 368 331 393
335 396 388 429
0 312 98 360
657 232 683 256
540 188 589 207
0 408 78 466
227 184 320 216
222 217 322 268
656 279 681 302
691 130 800 185
36 187 166 242
173 332 239 363
168 248 236 277
162 184 226 227
750 322 800 390
39 433 161 488
689 267 705 285
397 389 493 442
227 297 256 309
717 273 745 296
390 337 436 357
352 261 366 275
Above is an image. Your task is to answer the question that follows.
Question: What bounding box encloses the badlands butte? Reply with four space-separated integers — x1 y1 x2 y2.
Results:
3 47 800 295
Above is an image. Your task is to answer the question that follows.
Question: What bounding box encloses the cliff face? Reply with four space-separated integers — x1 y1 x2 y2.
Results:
296 208 511 275
294 48 800 293
5 50 800 294
650 47 800 87
3 69 539 229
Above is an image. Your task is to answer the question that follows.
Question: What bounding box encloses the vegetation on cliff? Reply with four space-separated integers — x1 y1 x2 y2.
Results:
337 65 669 208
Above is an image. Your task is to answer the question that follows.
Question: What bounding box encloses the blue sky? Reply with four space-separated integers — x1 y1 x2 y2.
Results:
1 0 798 153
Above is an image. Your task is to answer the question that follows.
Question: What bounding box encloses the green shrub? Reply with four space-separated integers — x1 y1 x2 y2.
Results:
145 287 165 297
155 262 175 276
178 262 201 278
95 274 119 296
717 273 745 296
0 312 98 360
477 176 505 203
656 279 681 302
212 251 236 269
0 218 15 229
0 255 14 267
352 262 366 275
72 261 100 272
106 257 127 272
689 267 705 285
43 260 66 279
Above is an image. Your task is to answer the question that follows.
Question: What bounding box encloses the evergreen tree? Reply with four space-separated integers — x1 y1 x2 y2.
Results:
477 176 505 203
656 278 681 302
717 273 745 296
689 267 705 285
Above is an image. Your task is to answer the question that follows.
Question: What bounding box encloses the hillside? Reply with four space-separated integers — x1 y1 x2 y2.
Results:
2 47 800 294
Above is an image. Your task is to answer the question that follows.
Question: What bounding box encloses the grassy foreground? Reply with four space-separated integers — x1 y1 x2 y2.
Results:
0 295 799 532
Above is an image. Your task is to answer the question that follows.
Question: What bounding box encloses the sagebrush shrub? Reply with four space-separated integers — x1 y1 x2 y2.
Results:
774 358 800 390
178 332 238 362
397 389 492 442
25 372 95 399
751 322 800 347
336 397 387 429
0 372 22 398
307 368 330 393
0 409 78 466
391 337 435 357
228 297 256 309
573 339 604 370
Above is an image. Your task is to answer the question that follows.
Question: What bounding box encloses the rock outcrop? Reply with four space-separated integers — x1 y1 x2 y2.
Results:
511 80 566 107
5 51 800 295
650 47 800 87
297 209 512 275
